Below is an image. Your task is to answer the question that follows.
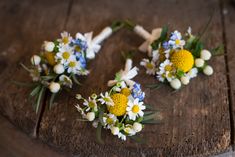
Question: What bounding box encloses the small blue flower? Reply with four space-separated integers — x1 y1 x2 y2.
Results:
131 83 145 101
162 41 169 50
77 54 86 68
71 39 87 52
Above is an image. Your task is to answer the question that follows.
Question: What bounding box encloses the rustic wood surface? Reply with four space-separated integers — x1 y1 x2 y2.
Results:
223 0 235 148
0 0 234 156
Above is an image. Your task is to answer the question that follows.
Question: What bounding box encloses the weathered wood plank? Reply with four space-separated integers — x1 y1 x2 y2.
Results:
0 0 70 134
223 0 235 147
0 115 68 157
38 0 230 156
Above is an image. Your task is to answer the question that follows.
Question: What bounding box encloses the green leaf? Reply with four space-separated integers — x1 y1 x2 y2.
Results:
41 75 56 81
176 70 185 78
184 36 196 51
12 80 37 87
49 93 57 109
72 74 82 86
192 40 204 58
96 123 104 144
111 21 125 32
129 136 145 144
123 19 135 30
53 41 60 52
35 86 45 114
115 72 121 81
98 106 105 126
211 44 224 56
30 85 42 97
146 83 162 89
20 63 31 73
143 113 156 122
142 119 161 124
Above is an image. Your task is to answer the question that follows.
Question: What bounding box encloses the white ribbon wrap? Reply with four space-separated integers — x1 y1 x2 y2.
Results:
134 25 162 57
84 27 113 59
108 59 138 88
92 27 113 45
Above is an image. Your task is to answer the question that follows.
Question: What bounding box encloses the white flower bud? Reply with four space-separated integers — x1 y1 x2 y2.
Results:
53 64 64 74
44 41 55 52
133 122 142 132
180 76 190 85
195 58 205 68
31 55 41 65
170 79 181 90
111 126 119 135
76 94 82 100
200 49 211 61
49 82 60 93
203 65 213 76
86 112 95 121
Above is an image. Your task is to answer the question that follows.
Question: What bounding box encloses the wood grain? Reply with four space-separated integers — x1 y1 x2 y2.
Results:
0 0 70 134
34 0 230 156
223 0 235 147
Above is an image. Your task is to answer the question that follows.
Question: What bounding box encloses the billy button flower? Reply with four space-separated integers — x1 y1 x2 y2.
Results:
108 93 128 116
170 49 194 72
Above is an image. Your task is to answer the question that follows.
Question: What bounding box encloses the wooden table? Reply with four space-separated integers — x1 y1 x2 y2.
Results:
0 0 235 156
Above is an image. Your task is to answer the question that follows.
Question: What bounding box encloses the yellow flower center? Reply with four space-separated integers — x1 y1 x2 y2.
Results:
175 39 180 45
62 52 70 59
75 46 81 52
164 65 172 71
170 49 194 72
62 37 69 44
69 61 76 67
88 101 95 108
44 52 56 66
121 88 131 96
132 105 140 113
106 117 113 125
108 94 128 116
146 63 154 69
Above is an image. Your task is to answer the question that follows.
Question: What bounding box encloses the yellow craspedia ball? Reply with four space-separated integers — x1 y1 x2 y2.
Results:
121 88 131 96
44 52 56 66
170 49 194 72
108 93 128 116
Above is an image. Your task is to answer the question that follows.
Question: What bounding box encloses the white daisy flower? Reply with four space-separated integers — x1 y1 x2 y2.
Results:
56 44 74 64
103 113 117 129
59 75 73 88
124 125 136 136
168 30 185 49
165 71 175 82
83 97 98 112
67 58 81 74
98 92 114 106
156 70 165 82
118 132 126 141
126 98 146 121
186 68 198 79
159 59 173 73
140 58 156 75
58 31 73 45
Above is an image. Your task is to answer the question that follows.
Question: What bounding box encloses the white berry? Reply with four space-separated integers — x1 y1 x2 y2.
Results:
195 58 205 68
180 76 190 85
53 64 64 74
86 112 95 121
49 82 60 93
111 126 119 135
200 49 211 61
44 41 55 52
203 65 213 76
170 79 181 90
133 122 142 132
31 55 41 65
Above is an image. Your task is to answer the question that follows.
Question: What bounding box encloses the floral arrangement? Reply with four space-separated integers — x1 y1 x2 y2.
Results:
20 22 123 113
126 22 222 90
75 59 156 141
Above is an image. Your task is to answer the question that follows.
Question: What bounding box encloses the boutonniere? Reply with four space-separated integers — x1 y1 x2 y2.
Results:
75 58 158 142
125 21 223 90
